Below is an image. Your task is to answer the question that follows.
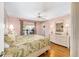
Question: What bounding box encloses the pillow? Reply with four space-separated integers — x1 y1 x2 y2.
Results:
4 43 10 48
8 34 16 41
4 35 14 45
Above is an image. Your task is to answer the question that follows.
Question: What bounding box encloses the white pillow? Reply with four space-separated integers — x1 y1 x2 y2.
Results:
4 43 10 48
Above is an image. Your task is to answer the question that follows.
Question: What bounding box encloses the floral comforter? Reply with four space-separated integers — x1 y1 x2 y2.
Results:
4 35 50 57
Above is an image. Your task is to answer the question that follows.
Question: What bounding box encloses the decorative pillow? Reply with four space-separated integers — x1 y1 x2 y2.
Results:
4 35 14 45
8 34 16 41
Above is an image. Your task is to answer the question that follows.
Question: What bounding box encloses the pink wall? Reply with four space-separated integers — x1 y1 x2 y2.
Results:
35 15 70 36
5 16 34 35
35 21 50 36
48 14 70 35
5 15 70 36
35 22 42 35
23 20 34 25
5 16 20 35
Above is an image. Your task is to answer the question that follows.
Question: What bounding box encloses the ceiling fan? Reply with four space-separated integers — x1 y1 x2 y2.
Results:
36 12 47 21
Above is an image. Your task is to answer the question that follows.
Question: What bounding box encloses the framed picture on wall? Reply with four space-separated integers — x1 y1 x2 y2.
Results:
55 22 64 35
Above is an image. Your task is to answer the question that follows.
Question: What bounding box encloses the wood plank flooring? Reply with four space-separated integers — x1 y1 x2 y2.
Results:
39 43 70 57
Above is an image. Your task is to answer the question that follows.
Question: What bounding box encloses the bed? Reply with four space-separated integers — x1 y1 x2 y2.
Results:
4 34 50 57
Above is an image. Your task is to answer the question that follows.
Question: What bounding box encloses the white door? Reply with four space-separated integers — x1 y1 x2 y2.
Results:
0 3 4 54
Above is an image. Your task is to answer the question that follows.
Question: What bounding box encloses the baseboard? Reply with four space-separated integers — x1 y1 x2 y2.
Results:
50 41 68 48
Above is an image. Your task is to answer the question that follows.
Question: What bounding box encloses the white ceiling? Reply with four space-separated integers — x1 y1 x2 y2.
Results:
5 2 71 21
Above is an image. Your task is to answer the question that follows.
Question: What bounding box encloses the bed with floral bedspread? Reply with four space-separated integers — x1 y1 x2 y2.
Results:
4 35 50 57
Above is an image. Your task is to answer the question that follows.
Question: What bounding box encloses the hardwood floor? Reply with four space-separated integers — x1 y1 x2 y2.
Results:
39 43 70 57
